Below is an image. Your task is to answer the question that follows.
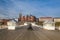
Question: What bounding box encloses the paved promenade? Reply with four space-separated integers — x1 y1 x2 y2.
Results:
0 26 60 40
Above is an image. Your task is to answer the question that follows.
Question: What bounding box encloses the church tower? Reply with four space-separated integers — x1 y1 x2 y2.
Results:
19 13 22 18
18 13 22 22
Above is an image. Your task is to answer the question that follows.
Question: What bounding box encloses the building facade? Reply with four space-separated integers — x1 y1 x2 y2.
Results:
39 17 53 22
18 14 36 22
0 19 9 25
54 18 60 30
54 18 60 22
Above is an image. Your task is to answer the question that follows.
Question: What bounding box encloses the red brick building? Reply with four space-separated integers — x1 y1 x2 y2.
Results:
18 14 36 22
21 16 25 22
0 19 9 25
30 16 36 22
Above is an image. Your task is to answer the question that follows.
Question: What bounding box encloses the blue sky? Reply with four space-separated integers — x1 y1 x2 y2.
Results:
0 0 60 18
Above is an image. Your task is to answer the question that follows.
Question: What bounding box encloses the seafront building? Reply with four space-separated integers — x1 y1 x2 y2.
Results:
0 14 60 30
54 17 60 30
18 14 36 22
